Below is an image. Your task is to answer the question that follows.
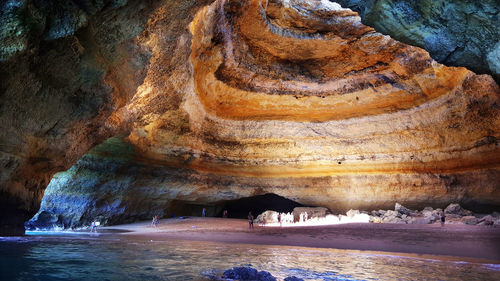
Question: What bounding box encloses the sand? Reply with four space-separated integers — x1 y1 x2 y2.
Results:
101 217 500 263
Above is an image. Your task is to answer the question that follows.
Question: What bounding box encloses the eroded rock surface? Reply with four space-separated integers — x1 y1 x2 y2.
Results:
0 0 211 234
335 0 500 83
121 0 500 215
3 0 500 233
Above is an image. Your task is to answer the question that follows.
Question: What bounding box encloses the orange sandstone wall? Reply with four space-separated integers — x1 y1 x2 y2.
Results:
4 0 500 232
117 0 500 212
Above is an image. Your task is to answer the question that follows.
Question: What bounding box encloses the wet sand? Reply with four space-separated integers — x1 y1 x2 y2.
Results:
102 217 500 262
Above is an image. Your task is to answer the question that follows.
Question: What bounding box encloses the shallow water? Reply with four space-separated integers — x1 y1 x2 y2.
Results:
1 233 499 281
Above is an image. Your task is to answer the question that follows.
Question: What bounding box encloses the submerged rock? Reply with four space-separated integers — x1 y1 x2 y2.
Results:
222 267 276 281
205 266 304 281
284 277 304 281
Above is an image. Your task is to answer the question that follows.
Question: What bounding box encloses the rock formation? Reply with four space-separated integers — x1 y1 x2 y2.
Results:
335 0 500 83
0 0 211 234
203 266 304 281
2 0 500 233
255 204 500 226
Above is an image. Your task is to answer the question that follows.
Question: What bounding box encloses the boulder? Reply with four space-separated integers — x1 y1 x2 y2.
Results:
255 211 279 224
444 203 461 214
384 210 399 218
293 207 330 220
382 215 407 224
461 216 479 225
395 203 412 215
346 209 360 218
444 203 473 216
223 267 276 281
284 277 304 281
478 215 495 225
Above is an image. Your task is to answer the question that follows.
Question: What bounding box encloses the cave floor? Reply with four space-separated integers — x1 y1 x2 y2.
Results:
101 217 500 263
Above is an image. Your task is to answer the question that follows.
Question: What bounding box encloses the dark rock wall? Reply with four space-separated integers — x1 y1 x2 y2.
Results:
24 137 167 230
334 0 500 83
0 0 160 234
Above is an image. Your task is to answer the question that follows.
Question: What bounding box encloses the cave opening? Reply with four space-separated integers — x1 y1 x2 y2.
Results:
215 193 305 219
167 194 305 219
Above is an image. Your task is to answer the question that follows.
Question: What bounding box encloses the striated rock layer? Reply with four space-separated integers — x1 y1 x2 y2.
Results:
0 0 212 234
335 0 500 84
27 0 500 229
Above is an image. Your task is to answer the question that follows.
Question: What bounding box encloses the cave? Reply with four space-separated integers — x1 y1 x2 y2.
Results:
214 193 305 218
161 194 304 219
1 0 500 278
3 0 498 235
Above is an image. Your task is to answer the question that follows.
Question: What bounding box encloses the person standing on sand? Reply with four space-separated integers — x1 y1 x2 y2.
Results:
91 221 98 232
223 210 228 218
202 208 206 217
278 213 282 227
440 212 446 226
248 212 254 229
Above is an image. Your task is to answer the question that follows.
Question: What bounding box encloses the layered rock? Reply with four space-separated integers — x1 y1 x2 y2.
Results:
123 0 500 213
2 0 500 233
25 0 500 230
335 0 500 83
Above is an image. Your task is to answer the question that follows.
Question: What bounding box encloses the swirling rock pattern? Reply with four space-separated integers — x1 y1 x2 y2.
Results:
335 0 500 84
125 0 500 210
28 0 500 229
4 0 500 232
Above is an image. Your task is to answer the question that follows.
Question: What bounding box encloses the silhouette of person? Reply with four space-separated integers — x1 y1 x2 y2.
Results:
248 212 254 229
202 208 206 217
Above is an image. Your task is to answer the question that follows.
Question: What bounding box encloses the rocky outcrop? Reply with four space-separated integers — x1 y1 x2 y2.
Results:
202 266 304 281
2 0 500 234
0 0 211 234
335 0 500 84
370 203 500 226
254 203 500 226
24 0 500 231
223 267 276 281
115 0 500 214
24 137 152 230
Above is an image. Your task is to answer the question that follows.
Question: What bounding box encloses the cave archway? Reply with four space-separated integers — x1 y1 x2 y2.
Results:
215 193 304 219
166 194 304 219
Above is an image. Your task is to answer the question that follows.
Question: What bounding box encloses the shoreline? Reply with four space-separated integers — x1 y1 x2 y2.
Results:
93 217 500 263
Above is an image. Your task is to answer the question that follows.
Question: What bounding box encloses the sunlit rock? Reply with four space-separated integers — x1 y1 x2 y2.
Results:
2 0 500 233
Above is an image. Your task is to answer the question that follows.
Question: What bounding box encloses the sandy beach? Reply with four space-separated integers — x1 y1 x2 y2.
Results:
101 217 500 263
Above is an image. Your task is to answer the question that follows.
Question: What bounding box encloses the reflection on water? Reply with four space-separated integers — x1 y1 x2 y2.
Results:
1 234 499 281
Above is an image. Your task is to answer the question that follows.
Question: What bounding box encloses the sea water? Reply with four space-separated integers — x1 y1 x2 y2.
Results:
1 233 499 281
